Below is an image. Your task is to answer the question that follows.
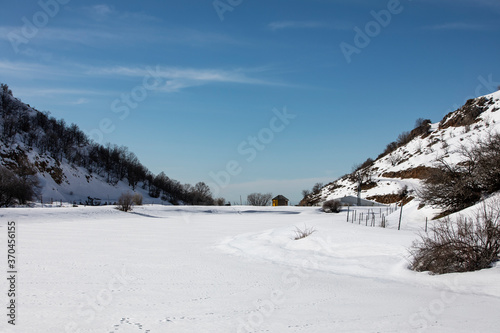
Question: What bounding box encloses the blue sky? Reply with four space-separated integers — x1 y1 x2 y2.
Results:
1 0 499 204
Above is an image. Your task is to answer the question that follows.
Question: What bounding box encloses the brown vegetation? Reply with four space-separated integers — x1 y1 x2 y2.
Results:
366 194 414 205
439 97 489 130
381 166 440 180
360 181 378 191
322 199 342 213
117 192 134 212
409 201 500 274
419 133 500 214
34 159 65 185
0 165 40 207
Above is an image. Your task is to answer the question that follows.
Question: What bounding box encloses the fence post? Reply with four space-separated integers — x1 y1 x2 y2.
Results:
398 202 403 230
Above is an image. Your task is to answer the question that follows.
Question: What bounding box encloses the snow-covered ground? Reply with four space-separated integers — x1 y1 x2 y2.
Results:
0 204 499 333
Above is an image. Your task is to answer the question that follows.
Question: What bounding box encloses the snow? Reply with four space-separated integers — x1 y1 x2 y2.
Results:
1 205 499 332
0 139 155 206
320 90 500 206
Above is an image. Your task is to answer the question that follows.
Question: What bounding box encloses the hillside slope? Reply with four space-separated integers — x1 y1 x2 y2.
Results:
302 90 500 208
0 84 215 205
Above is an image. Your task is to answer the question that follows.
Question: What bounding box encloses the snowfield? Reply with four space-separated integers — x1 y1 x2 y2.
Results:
0 205 499 333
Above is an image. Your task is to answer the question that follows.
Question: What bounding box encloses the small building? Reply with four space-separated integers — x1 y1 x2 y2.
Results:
272 195 289 206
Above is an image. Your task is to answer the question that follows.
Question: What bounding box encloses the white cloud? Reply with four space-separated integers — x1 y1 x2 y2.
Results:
268 20 349 31
70 97 90 105
0 26 118 48
92 4 114 17
83 4 161 23
0 58 286 98
423 22 490 31
87 65 284 92
423 0 500 10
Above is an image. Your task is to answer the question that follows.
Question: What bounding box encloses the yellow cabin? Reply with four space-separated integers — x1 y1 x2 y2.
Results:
272 195 289 206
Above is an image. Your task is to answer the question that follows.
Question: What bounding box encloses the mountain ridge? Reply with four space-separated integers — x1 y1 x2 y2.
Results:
301 90 500 210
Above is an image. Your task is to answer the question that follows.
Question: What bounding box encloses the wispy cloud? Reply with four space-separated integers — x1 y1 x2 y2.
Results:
0 59 67 78
82 4 160 23
422 0 500 10
0 25 245 51
268 20 349 31
87 65 285 92
0 26 118 47
422 22 491 31
92 4 114 17
14 88 110 97
0 59 286 96
71 97 90 105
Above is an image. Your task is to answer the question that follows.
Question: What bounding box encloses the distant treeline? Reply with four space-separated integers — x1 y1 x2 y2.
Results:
0 83 222 206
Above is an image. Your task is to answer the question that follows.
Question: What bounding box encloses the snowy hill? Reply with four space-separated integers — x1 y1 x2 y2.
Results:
302 90 500 209
0 84 215 205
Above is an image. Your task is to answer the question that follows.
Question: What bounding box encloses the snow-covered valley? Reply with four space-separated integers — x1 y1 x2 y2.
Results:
1 204 499 332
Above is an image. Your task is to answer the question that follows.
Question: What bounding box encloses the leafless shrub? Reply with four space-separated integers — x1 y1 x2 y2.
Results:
409 200 500 274
349 163 373 186
355 158 375 170
293 225 316 240
419 133 500 214
132 193 143 206
0 165 40 207
117 192 134 212
214 197 226 206
322 199 342 213
388 152 403 166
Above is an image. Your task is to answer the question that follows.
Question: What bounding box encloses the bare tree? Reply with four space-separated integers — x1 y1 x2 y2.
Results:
0 167 18 207
388 152 403 166
419 133 500 214
419 156 480 213
414 118 426 128
214 197 226 206
350 163 373 186
312 182 323 194
397 131 411 146
247 192 272 206
0 165 39 207
196 182 215 205
117 192 134 212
